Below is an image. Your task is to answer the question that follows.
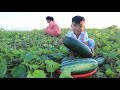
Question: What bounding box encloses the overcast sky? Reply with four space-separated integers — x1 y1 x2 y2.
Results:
0 12 120 30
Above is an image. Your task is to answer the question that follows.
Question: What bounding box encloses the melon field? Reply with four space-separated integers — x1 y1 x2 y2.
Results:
0 27 120 78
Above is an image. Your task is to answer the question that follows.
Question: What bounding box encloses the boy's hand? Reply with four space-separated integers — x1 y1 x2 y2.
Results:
59 37 65 44
90 48 94 57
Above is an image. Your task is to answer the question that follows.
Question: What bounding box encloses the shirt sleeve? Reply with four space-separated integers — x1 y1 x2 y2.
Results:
48 21 55 29
83 32 89 42
66 31 72 37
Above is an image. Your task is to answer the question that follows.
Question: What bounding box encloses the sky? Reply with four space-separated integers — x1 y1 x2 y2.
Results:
0 12 120 30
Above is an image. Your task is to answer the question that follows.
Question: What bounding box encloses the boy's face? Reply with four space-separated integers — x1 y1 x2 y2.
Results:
71 21 85 35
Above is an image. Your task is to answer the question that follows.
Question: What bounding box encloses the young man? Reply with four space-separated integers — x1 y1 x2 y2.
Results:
59 15 95 57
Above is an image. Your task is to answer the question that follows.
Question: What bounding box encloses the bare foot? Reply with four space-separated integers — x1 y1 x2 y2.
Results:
69 51 74 57
91 48 94 57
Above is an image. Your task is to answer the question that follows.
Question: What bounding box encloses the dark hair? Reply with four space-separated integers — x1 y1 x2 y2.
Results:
46 16 54 21
72 15 85 24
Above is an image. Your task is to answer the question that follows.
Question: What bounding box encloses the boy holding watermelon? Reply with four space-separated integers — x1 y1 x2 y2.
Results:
59 15 95 57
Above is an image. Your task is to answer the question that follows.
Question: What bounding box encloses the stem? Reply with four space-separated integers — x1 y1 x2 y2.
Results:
50 69 52 78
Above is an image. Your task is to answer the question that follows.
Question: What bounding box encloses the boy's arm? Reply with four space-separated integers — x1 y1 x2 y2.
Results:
82 32 89 46
82 34 88 45
83 41 88 46
59 37 65 44
59 31 70 44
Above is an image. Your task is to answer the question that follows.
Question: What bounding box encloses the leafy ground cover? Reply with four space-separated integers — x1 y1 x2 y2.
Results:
0 28 120 78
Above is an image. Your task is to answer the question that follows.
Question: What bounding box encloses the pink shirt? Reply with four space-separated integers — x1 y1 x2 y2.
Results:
46 21 61 34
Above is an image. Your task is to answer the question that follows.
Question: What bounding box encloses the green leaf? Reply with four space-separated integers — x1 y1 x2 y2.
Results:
105 69 115 77
96 71 104 78
59 70 73 78
112 43 119 49
11 64 27 78
115 66 120 73
45 60 60 73
21 62 30 66
19 49 26 54
40 49 51 54
39 63 46 69
105 64 111 70
115 60 120 66
27 70 46 78
59 45 68 54
48 44 53 48
12 49 20 55
29 65 40 70
6 53 14 59
54 41 58 46
0 58 7 78
48 47 56 51
40 55 49 61
117 48 120 54
27 71 33 78
103 51 117 59
48 53 66 61
32 70 46 78
22 53 34 62
29 46 36 52
36 56 42 61
54 53 65 59
43 44 49 47
102 45 112 51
